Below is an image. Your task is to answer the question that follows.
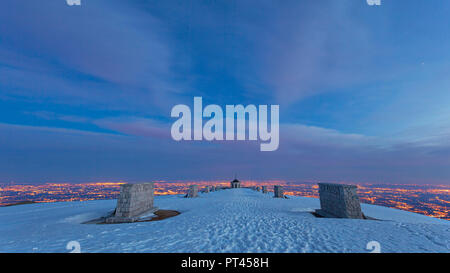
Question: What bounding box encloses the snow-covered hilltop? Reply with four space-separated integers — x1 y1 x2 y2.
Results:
0 188 449 253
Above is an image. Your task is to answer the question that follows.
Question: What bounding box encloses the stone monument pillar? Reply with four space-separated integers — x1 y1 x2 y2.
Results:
262 186 268 194
186 185 199 198
274 185 284 198
106 183 157 223
316 183 363 219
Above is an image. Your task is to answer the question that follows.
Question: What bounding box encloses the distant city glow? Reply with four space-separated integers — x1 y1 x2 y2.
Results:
0 181 448 221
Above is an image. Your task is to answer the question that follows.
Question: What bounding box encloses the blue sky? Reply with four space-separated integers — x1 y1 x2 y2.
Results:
1 0 450 184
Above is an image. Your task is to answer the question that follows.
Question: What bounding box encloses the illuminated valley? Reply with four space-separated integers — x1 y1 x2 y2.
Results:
0 181 448 221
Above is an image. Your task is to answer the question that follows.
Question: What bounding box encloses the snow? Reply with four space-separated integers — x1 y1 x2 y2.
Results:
0 188 449 253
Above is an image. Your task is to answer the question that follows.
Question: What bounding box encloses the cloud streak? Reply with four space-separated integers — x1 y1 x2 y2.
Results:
0 1 190 113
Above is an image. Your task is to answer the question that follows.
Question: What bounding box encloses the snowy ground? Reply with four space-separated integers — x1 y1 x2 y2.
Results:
0 188 449 253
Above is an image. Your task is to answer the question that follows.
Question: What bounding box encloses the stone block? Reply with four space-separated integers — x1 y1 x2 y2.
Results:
262 186 268 194
316 183 363 219
274 185 284 198
186 185 198 198
106 183 157 223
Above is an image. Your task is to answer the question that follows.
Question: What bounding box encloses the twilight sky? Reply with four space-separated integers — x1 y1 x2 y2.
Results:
1 0 450 184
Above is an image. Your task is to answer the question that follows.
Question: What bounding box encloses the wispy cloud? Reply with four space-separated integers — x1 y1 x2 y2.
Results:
0 1 190 112
94 117 170 139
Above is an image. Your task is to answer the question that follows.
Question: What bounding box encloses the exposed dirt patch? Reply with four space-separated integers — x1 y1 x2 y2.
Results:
143 210 180 222
310 211 378 220
1 201 36 207
84 209 181 224
310 211 324 218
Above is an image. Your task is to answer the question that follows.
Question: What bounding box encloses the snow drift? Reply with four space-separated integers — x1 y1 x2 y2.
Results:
0 188 448 253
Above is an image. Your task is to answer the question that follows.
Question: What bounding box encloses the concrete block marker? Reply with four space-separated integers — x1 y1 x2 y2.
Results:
262 186 268 194
315 183 364 219
273 185 285 198
186 185 199 198
106 183 157 223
